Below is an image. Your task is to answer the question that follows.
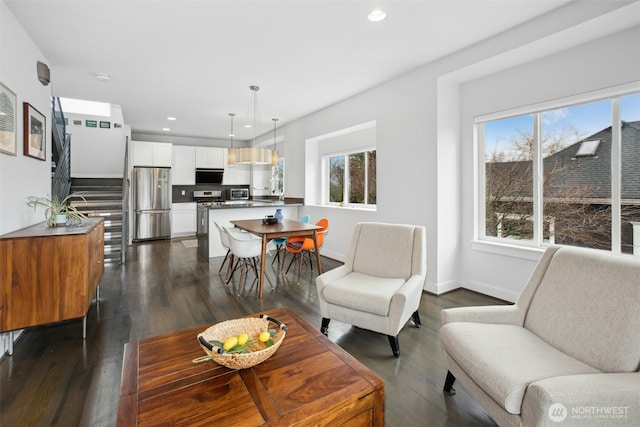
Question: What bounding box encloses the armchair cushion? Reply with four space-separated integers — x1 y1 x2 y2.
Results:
440 322 599 414
352 223 417 279
321 272 406 316
524 248 640 373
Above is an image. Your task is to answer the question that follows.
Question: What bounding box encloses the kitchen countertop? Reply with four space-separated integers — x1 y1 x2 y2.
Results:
203 199 303 209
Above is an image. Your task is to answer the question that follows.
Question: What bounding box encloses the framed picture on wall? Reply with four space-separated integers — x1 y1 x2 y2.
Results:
0 81 18 156
23 102 46 161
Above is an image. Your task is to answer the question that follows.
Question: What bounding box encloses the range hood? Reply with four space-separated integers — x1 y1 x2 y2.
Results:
195 168 224 184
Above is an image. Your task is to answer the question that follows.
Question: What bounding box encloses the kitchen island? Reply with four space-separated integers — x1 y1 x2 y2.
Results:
197 201 302 259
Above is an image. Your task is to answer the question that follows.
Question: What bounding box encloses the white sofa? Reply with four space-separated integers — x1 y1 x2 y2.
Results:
440 245 640 426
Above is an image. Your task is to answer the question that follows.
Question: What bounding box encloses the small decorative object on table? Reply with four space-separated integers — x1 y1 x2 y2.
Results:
275 208 284 224
197 314 286 369
263 215 278 225
26 194 88 227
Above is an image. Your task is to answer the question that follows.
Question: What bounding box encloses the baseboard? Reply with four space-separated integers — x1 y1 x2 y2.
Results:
0 329 23 361
319 249 345 263
459 279 519 303
423 279 460 295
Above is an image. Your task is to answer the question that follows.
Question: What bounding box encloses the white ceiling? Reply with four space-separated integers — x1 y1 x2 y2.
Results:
6 0 575 141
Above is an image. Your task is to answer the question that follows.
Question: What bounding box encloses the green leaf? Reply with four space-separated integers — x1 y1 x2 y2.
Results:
209 340 224 348
227 347 249 354
265 339 274 348
267 329 276 337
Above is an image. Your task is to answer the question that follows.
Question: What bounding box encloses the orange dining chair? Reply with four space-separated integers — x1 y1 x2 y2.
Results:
284 218 329 284
272 215 310 270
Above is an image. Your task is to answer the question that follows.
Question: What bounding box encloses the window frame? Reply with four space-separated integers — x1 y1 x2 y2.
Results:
475 83 640 255
323 147 376 209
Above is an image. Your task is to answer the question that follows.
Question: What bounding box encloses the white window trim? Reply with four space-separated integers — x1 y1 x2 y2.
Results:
323 148 376 208
474 82 640 256
305 121 376 207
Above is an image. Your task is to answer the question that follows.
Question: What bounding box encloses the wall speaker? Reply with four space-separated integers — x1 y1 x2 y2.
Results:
37 61 50 86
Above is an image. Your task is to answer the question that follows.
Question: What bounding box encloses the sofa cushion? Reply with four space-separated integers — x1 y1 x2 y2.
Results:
352 223 416 279
440 322 600 414
524 247 640 373
321 272 406 316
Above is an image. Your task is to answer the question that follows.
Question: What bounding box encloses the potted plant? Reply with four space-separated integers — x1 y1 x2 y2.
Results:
27 194 89 227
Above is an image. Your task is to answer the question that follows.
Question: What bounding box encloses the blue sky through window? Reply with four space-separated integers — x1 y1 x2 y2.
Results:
484 92 640 160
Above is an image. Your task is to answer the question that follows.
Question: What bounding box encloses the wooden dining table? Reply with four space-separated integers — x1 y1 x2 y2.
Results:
230 218 323 298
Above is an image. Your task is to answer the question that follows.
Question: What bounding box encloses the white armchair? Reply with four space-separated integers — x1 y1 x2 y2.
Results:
316 222 426 357
440 245 640 427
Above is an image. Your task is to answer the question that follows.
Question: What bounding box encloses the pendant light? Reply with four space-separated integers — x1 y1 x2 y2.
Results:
227 113 236 166
236 85 272 165
271 118 279 167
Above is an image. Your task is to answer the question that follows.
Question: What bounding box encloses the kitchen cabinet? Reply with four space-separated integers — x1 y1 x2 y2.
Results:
195 147 224 169
172 203 197 237
172 145 196 185
0 219 105 337
222 150 250 185
252 164 272 196
133 141 172 167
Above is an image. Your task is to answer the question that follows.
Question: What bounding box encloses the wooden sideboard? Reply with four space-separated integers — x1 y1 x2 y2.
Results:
0 218 104 350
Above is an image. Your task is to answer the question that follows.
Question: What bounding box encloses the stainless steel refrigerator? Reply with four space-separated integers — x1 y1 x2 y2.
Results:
133 167 171 241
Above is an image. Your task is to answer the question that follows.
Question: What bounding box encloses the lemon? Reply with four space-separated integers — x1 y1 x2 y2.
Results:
223 336 238 351
238 333 249 346
258 331 271 343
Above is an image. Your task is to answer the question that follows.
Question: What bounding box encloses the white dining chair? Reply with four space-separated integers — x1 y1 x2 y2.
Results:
223 227 273 294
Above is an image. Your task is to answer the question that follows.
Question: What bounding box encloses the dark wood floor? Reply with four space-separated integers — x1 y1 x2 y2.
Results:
0 238 504 426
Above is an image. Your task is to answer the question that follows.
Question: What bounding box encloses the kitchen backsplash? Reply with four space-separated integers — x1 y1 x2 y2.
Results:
172 184 250 203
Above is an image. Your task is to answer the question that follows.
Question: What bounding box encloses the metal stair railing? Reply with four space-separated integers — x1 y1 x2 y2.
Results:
121 136 129 264
51 97 71 203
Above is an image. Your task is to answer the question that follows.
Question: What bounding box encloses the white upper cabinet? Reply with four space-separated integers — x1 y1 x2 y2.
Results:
252 164 272 196
172 145 196 185
132 141 173 167
195 147 224 169
222 149 251 185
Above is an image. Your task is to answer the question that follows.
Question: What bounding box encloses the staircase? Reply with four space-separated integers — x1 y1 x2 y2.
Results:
69 178 125 264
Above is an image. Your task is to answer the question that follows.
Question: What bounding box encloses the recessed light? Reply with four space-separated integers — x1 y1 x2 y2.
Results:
95 73 110 82
244 124 252 128
162 128 171 131
368 9 386 22
167 116 177 121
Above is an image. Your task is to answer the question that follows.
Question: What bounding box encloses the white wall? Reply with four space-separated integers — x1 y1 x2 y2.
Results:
68 105 129 178
131 131 237 148
0 0 53 356
277 0 640 298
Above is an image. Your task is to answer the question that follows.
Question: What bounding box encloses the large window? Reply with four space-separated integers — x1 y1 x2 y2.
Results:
327 149 376 207
478 90 640 254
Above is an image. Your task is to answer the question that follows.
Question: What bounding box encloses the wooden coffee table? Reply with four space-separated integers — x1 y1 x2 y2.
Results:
117 307 384 426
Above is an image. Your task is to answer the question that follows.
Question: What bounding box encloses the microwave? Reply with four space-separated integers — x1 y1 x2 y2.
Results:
229 188 249 200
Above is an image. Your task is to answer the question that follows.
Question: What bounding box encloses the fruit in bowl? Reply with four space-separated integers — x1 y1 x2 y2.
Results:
197 315 286 369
